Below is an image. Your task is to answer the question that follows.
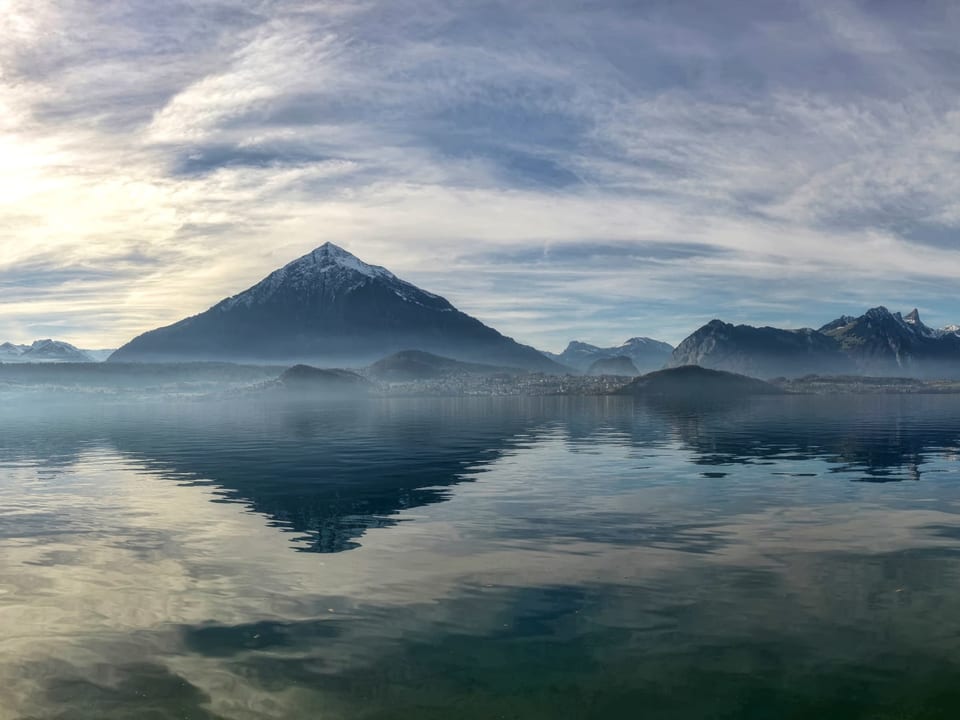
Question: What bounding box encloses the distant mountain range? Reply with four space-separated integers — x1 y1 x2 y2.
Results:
671 307 960 379
109 243 563 372
0 339 112 364
544 337 674 373
14 243 960 382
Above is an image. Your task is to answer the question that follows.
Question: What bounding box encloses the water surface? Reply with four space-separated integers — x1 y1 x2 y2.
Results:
2 395 960 719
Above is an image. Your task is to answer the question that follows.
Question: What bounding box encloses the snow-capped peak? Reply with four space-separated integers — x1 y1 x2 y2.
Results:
31 338 74 350
0 341 25 354
564 340 601 352
298 242 397 281
619 336 667 348
0 339 93 362
217 242 448 312
901 308 944 338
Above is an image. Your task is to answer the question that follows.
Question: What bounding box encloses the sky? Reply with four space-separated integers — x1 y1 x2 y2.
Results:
2 0 960 352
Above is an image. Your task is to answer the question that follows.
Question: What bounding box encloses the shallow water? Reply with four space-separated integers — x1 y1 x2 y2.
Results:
2 394 960 719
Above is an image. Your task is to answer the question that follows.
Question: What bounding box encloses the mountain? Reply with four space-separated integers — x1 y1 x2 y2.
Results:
109 243 563 372
0 339 93 363
368 350 516 382
277 365 373 396
0 342 25 362
546 337 673 373
617 365 785 399
22 339 93 362
670 320 853 379
671 307 960 380
819 307 960 377
586 355 639 377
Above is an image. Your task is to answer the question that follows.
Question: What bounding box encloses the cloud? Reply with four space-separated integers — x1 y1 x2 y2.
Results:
2 0 960 347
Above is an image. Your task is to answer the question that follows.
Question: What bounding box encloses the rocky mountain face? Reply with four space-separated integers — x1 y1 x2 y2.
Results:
669 320 854 379
0 339 94 363
820 307 960 377
671 308 960 379
109 243 563 371
586 356 639 377
546 337 673 373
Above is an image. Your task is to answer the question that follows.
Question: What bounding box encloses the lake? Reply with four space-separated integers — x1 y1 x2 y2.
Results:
2 394 960 719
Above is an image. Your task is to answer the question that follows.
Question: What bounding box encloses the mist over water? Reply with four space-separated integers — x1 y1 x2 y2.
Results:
3 395 960 718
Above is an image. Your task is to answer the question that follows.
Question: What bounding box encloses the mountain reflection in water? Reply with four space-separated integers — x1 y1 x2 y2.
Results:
2 394 960 719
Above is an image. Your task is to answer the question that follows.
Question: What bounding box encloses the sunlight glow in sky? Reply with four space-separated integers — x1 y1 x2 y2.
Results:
3 0 960 350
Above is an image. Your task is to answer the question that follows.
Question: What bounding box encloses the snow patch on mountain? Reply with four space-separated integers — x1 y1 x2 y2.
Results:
902 308 941 338
219 242 444 312
0 342 27 361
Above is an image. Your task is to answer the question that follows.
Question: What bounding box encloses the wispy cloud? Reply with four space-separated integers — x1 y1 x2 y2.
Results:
2 0 960 348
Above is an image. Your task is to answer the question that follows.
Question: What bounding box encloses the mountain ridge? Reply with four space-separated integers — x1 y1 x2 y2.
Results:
0 339 97 363
672 307 960 379
545 336 673 373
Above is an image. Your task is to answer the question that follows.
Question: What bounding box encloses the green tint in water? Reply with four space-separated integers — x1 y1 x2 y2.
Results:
2 396 960 718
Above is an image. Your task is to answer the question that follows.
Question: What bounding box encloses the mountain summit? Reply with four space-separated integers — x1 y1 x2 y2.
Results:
819 306 960 376
217 243 399 311
109 243 562 370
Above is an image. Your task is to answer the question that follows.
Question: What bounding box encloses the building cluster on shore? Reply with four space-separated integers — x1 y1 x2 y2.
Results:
370 372 632 397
